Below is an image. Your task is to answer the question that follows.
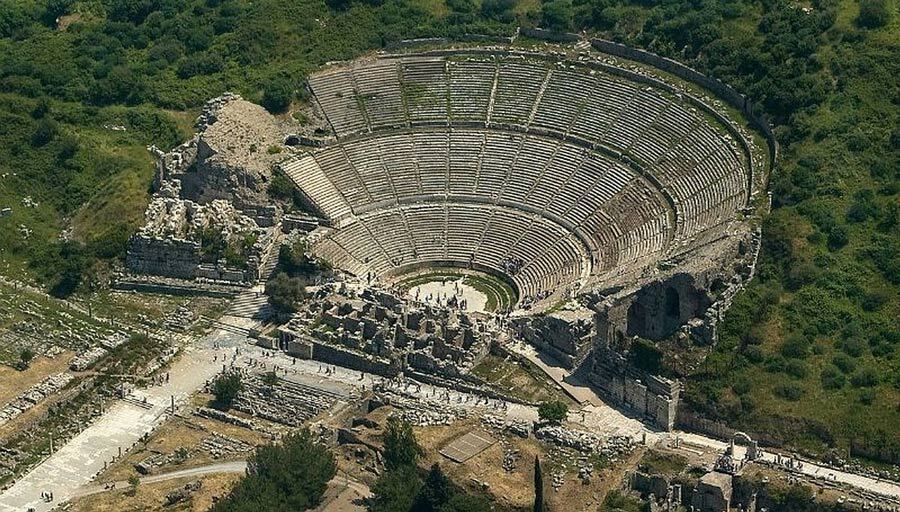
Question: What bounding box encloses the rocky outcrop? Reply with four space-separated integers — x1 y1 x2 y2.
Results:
181 95 291 205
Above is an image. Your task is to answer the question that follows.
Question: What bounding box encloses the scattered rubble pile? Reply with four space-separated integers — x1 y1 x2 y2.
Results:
164 480 203 506
164 304 197 331
376 388 470 427
0 447 27 482
142 345 179 377
0 373 74 427
69 347 109 371
0 288 119 359
534 423 634 461
199 432 253 459
481 414 531 438
229 372 341 427
278 284 493 379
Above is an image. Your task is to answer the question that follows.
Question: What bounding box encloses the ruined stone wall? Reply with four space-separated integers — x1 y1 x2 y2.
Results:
311 341 400 377
126 236 200 280
513 308 594 369
589 347 680 430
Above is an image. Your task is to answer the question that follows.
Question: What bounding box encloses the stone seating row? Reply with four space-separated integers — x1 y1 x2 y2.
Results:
315 202 589 300
307 56 747 209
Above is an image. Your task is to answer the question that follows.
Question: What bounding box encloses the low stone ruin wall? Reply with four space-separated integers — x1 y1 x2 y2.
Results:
126 236 200 280
310 341 400 378
512 309 594 369
112 276 241 298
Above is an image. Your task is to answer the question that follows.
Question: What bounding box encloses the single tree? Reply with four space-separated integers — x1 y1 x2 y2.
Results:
383 416 423 471
439 493 492 512
213 429 336 511
265 272 308 315
127 474 140 496
19 348 35 369
212 372 243 409
537 400 568 424
413 463 453 512
262 371 280 395
533 455 545 512
370 465 421 512
858 0 890 28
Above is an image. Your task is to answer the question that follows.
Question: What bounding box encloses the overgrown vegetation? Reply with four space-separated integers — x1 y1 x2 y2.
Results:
278 239 330 278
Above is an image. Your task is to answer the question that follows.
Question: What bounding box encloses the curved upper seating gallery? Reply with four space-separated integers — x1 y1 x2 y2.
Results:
286 51 755 306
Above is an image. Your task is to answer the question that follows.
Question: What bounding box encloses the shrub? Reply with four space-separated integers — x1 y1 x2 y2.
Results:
850 368 879 387
18 348 35 369
31 118 57 146
858 0 890 28
833 354 857 373
858 388 876 404
827 224 850 250
820 366 845 390
732 376 752 395
540 0 574 31
538 400 568 423
765 356 787 374
785 360 808 379
774 383 804 401
262 75 294 114
743 345 765 363
781 334 811 359
837 337 867 357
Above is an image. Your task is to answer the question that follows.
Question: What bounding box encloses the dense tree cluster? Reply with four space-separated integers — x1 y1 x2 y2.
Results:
212 429 336 511
370 416 494 512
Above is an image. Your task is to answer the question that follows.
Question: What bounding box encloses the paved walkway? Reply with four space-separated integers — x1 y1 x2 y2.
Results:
0 328 247 512
674 433 900 500
71 461 248 499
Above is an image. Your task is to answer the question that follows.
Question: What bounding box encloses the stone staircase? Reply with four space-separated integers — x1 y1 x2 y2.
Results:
257 252 280 285
226 291 273 320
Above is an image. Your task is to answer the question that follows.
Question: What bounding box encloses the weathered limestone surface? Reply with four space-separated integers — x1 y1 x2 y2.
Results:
277 284 493 379
182 95 291 205
512 307 594 368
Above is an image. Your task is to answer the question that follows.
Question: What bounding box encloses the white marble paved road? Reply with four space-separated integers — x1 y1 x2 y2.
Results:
0 328 246 512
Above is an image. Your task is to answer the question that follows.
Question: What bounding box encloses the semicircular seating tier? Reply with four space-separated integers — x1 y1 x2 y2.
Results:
283 52 753 306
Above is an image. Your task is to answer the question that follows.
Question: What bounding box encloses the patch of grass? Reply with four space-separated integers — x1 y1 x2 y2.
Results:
637 450 688 477
397 269 517 311
471 354 569 404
